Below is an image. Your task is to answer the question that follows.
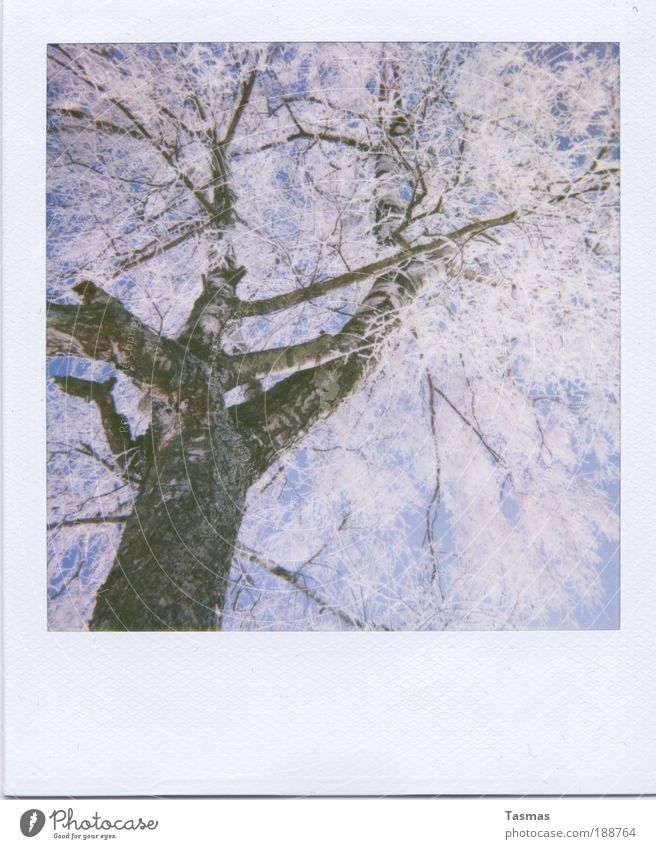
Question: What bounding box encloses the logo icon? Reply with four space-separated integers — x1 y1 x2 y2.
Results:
20 809 45 837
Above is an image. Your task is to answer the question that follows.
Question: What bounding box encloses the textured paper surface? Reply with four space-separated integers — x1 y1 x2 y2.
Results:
3 0 655 795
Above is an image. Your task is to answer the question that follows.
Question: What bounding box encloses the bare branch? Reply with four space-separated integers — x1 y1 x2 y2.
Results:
424 373 446 601
431 383 504 466
237 545 386 630
47 514 131 531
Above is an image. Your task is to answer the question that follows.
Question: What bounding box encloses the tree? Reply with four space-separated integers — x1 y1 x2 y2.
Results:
46 42 619 631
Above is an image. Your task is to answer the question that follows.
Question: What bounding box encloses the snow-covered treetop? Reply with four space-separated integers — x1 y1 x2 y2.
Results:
47 43 619 630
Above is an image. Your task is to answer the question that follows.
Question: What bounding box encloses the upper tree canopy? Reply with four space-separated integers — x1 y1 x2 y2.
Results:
47 43 619 631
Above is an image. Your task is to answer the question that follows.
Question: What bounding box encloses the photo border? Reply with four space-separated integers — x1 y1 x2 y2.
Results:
3 0 655 795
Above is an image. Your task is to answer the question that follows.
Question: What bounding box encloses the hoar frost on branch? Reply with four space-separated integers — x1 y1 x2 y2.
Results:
46 42 619 631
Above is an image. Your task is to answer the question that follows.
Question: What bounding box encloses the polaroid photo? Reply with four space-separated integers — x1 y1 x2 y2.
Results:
3 0 655 796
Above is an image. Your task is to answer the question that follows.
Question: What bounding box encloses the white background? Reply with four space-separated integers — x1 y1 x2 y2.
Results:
3 0 655 796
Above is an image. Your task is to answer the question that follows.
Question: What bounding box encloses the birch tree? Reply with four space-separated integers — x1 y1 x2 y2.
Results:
46 42 619 631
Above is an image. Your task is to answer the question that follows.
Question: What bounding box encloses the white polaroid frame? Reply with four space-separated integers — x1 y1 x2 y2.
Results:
3 0 655 796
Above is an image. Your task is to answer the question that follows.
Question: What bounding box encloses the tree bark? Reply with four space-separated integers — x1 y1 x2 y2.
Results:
89 380 253 631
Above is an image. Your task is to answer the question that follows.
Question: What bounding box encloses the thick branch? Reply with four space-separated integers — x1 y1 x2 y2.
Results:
225 330 357 388
231 260 425 471
236 212 518 317
177 262 246 363
47 281 209 402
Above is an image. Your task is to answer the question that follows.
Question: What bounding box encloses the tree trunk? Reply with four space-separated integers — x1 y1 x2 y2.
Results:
89 381 253 631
